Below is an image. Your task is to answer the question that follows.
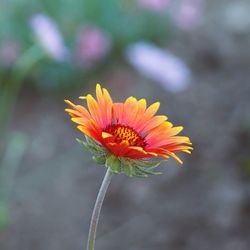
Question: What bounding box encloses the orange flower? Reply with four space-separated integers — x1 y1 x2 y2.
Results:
65 84 192 168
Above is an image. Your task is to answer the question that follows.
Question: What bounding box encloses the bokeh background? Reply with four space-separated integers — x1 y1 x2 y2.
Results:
1 0 250 249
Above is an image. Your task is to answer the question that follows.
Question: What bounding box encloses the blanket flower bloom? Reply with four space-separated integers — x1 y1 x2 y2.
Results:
65 84 192 176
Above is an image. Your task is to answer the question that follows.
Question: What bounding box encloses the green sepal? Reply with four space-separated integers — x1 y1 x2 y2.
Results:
76 136 163 177
136 166 162 176
133 168 148 178
135 160 162 170
85 135 99 146
76 137 106 155
105 155 121 174
85 135 106 153
92 155 106 165
123 162 136 177
76 138 90 150
121 158 163 177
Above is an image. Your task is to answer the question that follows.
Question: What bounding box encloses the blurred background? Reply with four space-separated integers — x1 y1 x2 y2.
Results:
0 0 250 249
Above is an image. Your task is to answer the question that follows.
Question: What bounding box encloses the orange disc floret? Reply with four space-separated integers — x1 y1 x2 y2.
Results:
65 83 192 163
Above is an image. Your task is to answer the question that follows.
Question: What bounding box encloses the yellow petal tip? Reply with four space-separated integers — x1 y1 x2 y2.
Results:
102 132 113 139
79 96 87 99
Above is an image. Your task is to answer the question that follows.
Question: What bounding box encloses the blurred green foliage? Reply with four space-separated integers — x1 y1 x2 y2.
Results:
0 0 172 89
0 204 9 229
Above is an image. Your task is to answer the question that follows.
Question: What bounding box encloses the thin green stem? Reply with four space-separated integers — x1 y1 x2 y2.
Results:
87 168 113 250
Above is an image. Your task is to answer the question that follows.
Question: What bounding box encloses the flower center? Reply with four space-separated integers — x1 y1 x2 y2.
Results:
105 124 146 147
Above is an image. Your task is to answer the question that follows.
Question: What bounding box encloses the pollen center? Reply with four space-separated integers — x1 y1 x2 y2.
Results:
105 124 146 147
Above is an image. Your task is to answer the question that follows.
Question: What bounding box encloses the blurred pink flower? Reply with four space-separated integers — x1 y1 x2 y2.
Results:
30 14 68 61
126 42 191 92
0 41 20 68
75 25 112 69
137 0 170 12
175 0 203 30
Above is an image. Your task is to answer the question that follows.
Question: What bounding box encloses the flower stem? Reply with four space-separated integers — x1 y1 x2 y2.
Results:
87 168 113 250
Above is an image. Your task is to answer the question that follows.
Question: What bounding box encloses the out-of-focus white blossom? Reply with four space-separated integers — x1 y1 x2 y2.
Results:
175 0 203 31
0 41 20 68
137 0 170 12
126 42 191 93
30 14 68 62
75 25 112 69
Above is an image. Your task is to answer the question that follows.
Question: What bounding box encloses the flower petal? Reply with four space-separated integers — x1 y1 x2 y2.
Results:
85 94 104 128
134 102 160 130
139 115 168 133
96 84 113 127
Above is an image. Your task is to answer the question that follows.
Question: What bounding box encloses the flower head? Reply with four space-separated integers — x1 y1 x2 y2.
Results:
65 84 192 176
